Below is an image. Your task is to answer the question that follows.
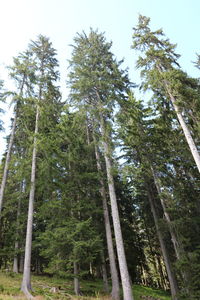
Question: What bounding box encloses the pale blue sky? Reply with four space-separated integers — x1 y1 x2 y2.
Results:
0 0 200 154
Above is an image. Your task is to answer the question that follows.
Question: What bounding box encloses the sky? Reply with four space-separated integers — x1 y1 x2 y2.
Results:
0 0 200 156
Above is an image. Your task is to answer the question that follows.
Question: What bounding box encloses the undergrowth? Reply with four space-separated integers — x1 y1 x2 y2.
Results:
0 272 171 300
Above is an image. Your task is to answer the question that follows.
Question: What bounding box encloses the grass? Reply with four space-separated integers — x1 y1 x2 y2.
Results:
0 272 171 300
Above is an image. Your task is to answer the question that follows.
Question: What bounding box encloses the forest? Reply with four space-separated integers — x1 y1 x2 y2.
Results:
0 15 200 300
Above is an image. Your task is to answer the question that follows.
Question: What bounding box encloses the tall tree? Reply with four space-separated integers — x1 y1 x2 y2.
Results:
0 80 4 132
68 29 134 300
0 52 34 217
117 94 179 299
92 127 120 300
21 35 60 299
132 15 200 172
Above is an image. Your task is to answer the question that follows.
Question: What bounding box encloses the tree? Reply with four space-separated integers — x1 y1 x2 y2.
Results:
92 125 120 300
117 94 179 300
0 52 34 217
0 80 4 131
68 29 134 300
36 109 102 294
132 15 200 173
21 35 61 299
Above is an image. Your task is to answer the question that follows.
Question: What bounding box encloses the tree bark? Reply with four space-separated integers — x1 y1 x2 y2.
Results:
101 251 109 294
21 104 39 299
169 91 200 172
0 78 25 217
74 261 81 296
144 179 179 300
100 115 134 300
150 166 181 259
13 180 25 273
93 132 120 300
157 64 200 173
0 112 17 216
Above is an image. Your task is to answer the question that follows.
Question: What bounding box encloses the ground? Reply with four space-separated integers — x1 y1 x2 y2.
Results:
0 272 171 300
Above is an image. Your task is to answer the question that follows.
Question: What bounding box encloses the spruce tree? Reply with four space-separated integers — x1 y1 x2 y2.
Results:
0 80 4 132
21 35 61 299
0 52 34 217
132 15 200 173
68 29 134 300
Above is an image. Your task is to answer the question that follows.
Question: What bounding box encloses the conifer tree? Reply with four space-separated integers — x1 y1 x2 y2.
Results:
0 80 4 132
68 29 134 300
117 94 179 300
92 126 120 300
132 15 200 172
0 52 34 217
21 35 61 299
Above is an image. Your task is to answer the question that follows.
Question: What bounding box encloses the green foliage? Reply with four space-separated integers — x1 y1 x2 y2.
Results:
0 80 5 131
0 17 200 300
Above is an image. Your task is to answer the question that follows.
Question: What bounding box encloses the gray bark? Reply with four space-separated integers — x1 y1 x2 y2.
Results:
100 115 134 300
19 253 24 273
157 64 200 173
13 180 24 273
145 180 179 300
150 166 181 260
0 112 17 216
169 91 200 173
74 261 81 296
150 165 191 292
21 104 39 299
93 134 120 300
0 78 25 217
13 240 19 273
101 252 109 294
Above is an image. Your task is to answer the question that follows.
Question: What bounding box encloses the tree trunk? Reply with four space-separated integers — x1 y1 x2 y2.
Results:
0 77 25 217
144 179 179 300
13 240 19 273
21 104 39 299
0 111 17 216
93 132 120 300
13 181 24 273
156 254 168 291
150 164 191 292
19 253 24 273
100 115 134 300
101 251 109 293
157 64 200 173
74 261 81 296
143 217 163 289
150 166 181 260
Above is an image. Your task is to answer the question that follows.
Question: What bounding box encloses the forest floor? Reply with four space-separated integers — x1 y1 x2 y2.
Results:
0 272 171 300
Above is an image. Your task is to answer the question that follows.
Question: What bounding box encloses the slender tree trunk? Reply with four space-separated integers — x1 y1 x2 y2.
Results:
143 217 163 289
93 131 120 300
157 64 200 172
144 179 179 300
167 86 200 172
0 111 17 216
150 165 192 293
101 251 109 293
0 77 25 217
19 252 24 273
156 254 168 291
74 261 81 296
13 180 25 273
13 240 19 273
13 200 21 273
21 104 39 299
99 115 134 300
150 166 181 259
